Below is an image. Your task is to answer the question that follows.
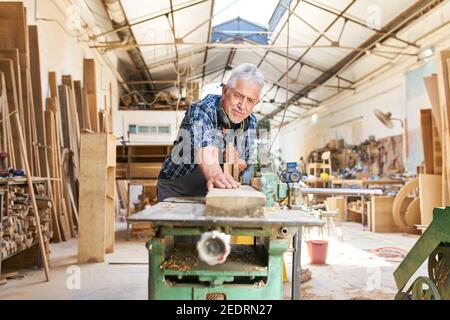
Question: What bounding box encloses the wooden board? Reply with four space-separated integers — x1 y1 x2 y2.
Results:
0 3 28 55
432 115 442 174
436 51 450 204
419 174 442 229
405 197 421 227
423 74 442 137
205 185 266 217
83 59 99 132
73 80 86 129
420 109 434 174
0 49 24 135
116 162 162 179
0 58 21 168
392 178 419 234
28 25 47 177
370 196 400 233
44 108 70 241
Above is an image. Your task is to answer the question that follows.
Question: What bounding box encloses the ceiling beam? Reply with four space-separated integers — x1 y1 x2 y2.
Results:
302 0 420 49
95 0 209 39
259 0 356 110
201 0 216 88
100 0 156 91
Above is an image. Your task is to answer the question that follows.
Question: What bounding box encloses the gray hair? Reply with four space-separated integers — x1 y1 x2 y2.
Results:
226 63 265 97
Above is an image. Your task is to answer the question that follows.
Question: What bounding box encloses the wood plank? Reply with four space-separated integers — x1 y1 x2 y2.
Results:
26 64 40 176
432 115 442 174
74 80 86 129
58 85 70 149
436 51 450 204
43 108 61 243
48 71 58 98
0 2 28 56
44 106 70 241
419 174 442 229
0 49 24 136
405 197 421 227
423 75 442 136
83 59 99 132
0 59 21 168
420 109 434 174
205 186 266 217
82 87 92 130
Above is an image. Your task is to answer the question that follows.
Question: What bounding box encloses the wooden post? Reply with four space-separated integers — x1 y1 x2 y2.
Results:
13 111 50 281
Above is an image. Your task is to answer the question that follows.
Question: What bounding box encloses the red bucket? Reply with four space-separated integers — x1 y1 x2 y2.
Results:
306 240 329 264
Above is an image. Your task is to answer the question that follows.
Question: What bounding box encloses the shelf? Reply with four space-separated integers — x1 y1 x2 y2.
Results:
347 208 363 215
1 242 37 262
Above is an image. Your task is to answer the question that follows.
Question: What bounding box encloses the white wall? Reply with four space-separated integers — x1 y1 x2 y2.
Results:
279 73 405 162
277 19 450 173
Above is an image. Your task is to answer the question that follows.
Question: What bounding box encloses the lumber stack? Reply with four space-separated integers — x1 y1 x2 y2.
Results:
1 184 52 260
0 2 114 246
0 2 41 176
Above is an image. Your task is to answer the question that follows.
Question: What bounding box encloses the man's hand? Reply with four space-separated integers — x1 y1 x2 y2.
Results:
197 146 241 191
206 172 240 191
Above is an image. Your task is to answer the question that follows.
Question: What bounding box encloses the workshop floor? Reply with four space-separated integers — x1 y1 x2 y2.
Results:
0 222 426 300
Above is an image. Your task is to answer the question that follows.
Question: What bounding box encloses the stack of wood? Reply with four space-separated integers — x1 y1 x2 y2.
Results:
0 2 114 246
1 184 52 260
0 4 47 177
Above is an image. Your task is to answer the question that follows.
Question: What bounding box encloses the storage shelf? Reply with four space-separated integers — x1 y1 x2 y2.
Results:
1 242 37 262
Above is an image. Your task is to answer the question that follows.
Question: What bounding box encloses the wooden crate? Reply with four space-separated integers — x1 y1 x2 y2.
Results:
371 196 400 233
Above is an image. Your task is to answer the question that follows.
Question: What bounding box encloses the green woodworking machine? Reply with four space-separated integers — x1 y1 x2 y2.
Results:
128 196 323 300
394 206 450 300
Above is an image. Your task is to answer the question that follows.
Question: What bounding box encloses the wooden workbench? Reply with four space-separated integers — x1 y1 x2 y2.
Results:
331 178 405 189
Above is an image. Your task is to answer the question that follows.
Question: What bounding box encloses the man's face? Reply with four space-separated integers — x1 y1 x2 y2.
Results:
221 79 260 124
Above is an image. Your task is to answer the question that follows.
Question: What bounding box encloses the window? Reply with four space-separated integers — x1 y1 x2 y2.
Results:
128 124 171 135
129 125 137 134
158 125 170 134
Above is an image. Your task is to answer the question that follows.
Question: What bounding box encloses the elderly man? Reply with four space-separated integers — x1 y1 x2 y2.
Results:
157 63 264 201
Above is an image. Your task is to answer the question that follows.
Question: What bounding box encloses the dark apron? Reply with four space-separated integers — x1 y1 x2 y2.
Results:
156 166 206 244
156 165 208 202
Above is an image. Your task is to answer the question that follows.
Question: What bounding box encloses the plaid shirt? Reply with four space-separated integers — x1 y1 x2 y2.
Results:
160 94 258 179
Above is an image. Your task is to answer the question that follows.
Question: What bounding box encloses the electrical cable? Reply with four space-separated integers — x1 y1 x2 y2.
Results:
269 1 291 153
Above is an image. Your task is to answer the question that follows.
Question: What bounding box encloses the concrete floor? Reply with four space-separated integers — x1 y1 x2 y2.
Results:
0 222 426 300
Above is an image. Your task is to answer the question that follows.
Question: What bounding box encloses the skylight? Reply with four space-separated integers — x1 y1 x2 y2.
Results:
212 0 280 28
